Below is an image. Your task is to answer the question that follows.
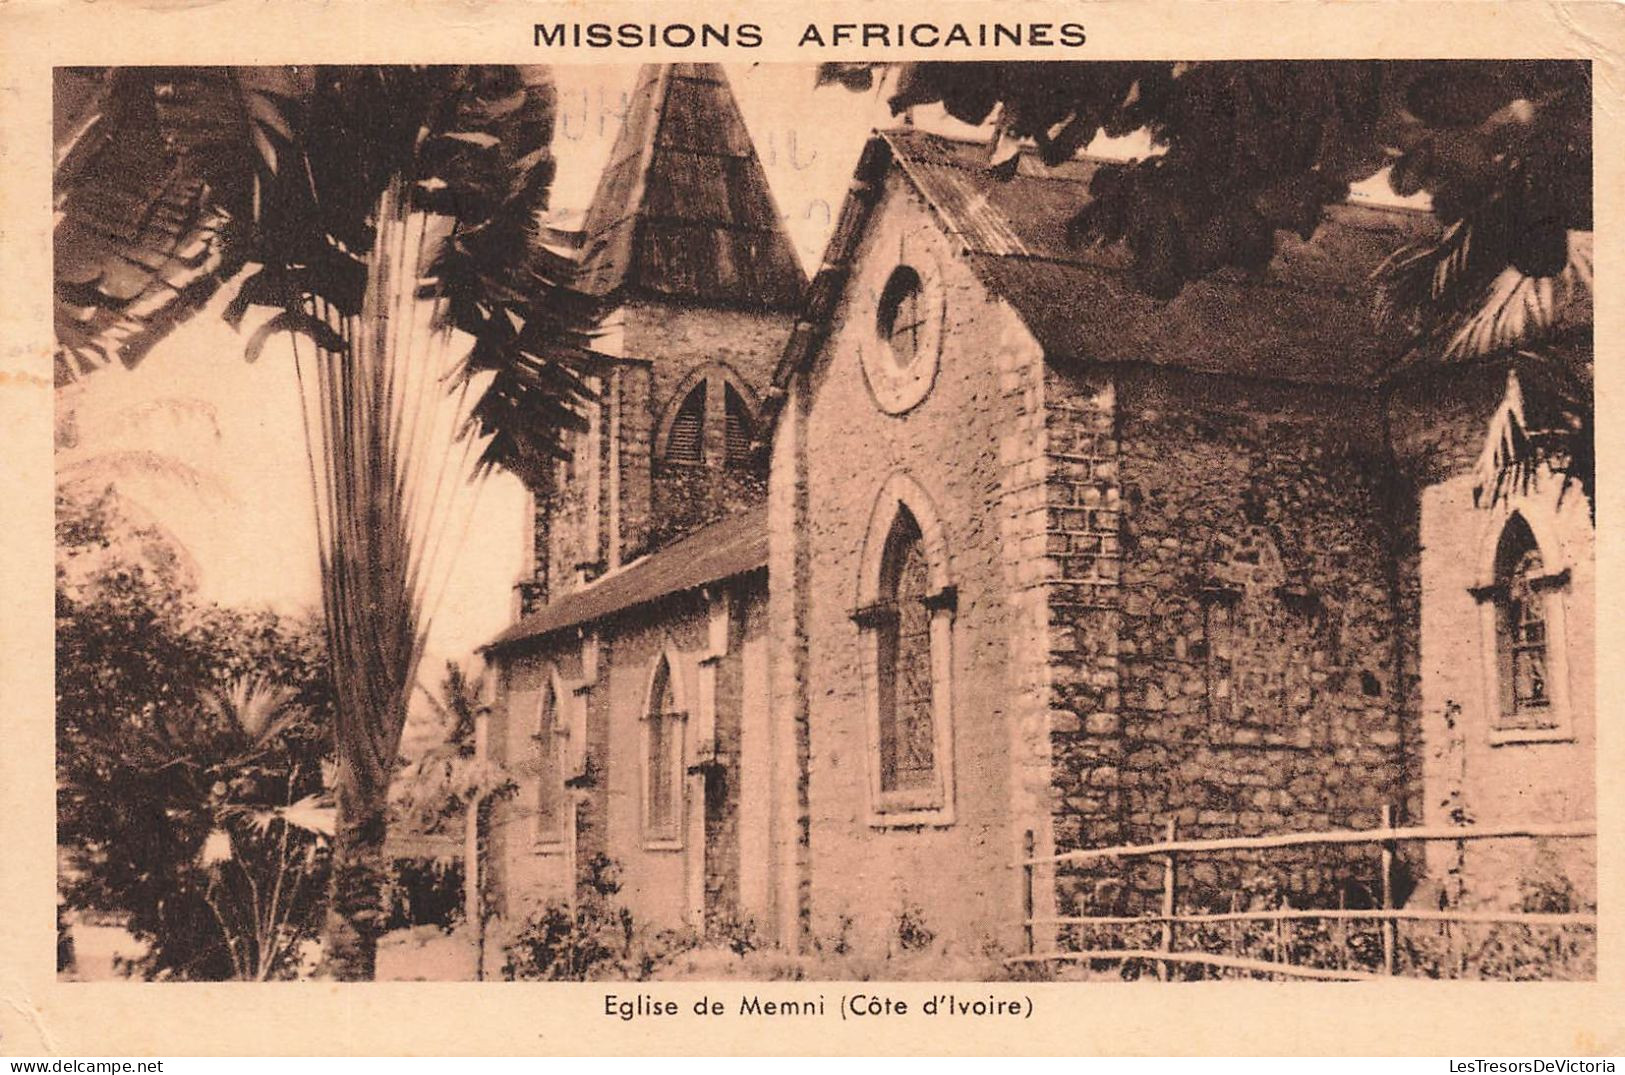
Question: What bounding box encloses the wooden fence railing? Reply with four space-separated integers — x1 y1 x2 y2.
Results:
1011 809 1597 981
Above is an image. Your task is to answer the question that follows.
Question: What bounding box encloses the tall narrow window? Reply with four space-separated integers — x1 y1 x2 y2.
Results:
724 383 753 466
665 384 705 465
1493 517 1557 733
645 657 682 842
878 510 936 792
535 678 564 846
855 476 956 825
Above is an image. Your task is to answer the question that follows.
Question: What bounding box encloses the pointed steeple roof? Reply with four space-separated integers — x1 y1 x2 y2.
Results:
573 64 805 310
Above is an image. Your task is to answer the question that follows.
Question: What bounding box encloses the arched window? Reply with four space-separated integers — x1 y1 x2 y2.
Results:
853 474 956 825
644 656 683 843
878 510 936 791
1475 512 1573 743
535 677 565 846
665 383 705 466
1494 517 1554 731
658 366 761 470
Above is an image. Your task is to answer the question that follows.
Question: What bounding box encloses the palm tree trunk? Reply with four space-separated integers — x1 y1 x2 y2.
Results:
322 764 389 980
464 791 484 980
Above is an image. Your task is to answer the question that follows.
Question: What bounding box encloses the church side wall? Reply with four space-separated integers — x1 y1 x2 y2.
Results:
793 176 1031 961
487 576 769 953
490 640 589 922
1045 363 1411 917
1388 366 1596 908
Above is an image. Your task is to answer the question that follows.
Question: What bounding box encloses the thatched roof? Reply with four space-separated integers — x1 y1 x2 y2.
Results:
571 64 805 310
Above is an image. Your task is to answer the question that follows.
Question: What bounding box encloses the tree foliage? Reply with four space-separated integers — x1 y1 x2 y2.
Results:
56 490 334 979
393 662 512 839
56 65 595 977
825 61 1588 298
822 61 1594 500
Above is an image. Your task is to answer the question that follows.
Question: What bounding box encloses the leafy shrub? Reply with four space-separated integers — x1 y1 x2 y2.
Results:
57 491 335 979
381 857 465 932
501 855 640 981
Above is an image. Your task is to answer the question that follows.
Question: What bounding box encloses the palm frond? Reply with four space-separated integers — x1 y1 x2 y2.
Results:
1377 224 1592 367
1470 361 1592 514
230 795 337 840
1444 232 1592 360
198 676 309 748
56 449 234 503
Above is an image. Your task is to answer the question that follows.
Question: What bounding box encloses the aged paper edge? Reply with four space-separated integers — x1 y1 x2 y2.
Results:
2 0 1622 1057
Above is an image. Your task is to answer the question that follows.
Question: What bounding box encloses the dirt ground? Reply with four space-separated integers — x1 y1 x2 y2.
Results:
58 914 477 981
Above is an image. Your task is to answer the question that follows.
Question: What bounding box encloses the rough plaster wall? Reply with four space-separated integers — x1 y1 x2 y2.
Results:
737 591 776 929
491 642 585 920
1389 366 1596 906
701 584 762 931
585 600 705 931
794 174 1028 958
767 372 811 949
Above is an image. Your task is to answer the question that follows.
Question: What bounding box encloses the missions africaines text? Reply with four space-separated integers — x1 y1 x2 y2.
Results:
534 22 1087 49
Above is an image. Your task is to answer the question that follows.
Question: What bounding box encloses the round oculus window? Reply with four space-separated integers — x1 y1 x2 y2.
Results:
862 263 944 414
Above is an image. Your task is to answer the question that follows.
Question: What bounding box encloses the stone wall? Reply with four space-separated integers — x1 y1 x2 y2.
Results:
527 298 791 602
649 464 767 551
1045 363 1412 915
625 301 789 550
611 363 654 569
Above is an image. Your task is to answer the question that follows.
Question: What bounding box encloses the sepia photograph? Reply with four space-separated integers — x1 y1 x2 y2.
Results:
46 54 1596 995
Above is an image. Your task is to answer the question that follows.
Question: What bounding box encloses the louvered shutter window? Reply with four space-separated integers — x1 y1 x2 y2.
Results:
724 384 753 466
666 383 705 464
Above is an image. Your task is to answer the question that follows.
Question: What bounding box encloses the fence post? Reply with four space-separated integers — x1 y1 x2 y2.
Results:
1023 829 1035 957
1160 819 1176 981
1380 804 1396 976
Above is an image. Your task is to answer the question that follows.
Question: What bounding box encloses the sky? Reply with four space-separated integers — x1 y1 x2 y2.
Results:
65 63 1423 683
66 64 909 682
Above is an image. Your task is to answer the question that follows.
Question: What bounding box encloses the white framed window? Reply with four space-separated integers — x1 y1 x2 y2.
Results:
860 259 945 415
1473 511 1574 744
853 474 956 826
641 652 686 847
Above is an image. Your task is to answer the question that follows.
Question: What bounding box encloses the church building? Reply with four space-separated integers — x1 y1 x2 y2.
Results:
480 64 1594 961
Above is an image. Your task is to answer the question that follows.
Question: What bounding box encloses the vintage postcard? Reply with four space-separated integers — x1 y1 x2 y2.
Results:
1 0 1621 1057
